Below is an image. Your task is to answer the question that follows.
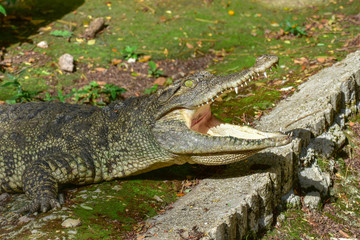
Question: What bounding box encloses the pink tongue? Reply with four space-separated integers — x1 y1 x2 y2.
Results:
191 111 221 134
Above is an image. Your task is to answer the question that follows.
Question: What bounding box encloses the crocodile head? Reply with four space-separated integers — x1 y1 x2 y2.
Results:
152 54 291 165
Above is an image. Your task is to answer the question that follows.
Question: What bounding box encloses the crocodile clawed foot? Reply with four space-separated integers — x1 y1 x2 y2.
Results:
16 197 61 215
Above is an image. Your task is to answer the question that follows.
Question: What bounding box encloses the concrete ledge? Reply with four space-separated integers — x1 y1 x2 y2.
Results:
141 50 360 239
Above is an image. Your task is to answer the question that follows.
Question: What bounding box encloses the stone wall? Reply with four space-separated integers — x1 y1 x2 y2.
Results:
141 50 360 239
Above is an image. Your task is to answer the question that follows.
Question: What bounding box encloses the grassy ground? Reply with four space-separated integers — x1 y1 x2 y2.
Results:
1 0 360 238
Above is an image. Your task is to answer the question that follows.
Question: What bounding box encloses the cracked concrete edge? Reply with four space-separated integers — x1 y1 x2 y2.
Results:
141 51 360 240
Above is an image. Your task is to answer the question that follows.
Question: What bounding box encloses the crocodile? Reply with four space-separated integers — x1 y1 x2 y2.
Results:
0 54 291 214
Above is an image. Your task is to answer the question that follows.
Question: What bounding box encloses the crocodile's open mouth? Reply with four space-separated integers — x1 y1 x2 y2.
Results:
180 103 285 140
179 62 285 140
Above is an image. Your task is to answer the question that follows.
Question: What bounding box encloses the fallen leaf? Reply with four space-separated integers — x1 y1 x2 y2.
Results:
76 38 85 43
273 80 283 85
30 19 45 25
139 55 152 62
316 57 327 63
339 230 350 238
38 26 52 31
164 48 169 56
87 39 96 45
97 81 107 86
255 82 265 86
186 42 194 49
111 59 122 65
293 57 308 65
95 67 106 72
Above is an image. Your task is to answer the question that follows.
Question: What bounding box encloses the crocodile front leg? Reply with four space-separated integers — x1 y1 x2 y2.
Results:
19 153 79 214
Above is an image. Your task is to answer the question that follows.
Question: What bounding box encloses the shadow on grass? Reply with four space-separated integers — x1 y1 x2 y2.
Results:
0 0 84 48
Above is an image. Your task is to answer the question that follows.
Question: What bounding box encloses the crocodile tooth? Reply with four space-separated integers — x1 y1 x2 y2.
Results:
241 84 243 87
216 95 219 98
235 87 239 94
264 72 267 78
251 75 254 79
257 72 259 77
245 82 248 86
206 101 209 104
211 98 214 102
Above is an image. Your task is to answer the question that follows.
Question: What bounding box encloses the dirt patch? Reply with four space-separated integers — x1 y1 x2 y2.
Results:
302 202 360 238
74 55 217 98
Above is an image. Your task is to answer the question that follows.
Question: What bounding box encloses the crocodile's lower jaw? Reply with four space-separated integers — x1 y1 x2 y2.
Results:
181 104 283 140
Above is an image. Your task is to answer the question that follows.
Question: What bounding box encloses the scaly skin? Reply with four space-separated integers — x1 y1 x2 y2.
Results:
0 54 291 213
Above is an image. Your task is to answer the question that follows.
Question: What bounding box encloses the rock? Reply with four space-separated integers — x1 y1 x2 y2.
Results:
37 41 48 49
127 58 136 63
304 191 321 209
18 215 34 224
61 218 81 228
153 195 163 202
303 123 346 159
111 185 122 191
279 86 294 92
84 17 105 39
298 164 331 197
281 189 301 208
68 230 77 234
59 53 74 72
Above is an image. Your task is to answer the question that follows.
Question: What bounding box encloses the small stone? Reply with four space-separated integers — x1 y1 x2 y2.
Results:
298 164 330 197
59 53 74 72
279 86 294 92
37 41 48 49
68 230 77 234
281 189 301 208
61 218 81 228
304 191 321 210
112 185 122 191
18 215 34 224
153 195 163 202
127 58 136 63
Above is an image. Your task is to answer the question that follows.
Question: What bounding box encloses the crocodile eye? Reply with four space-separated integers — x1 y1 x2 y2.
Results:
184 80 195 88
